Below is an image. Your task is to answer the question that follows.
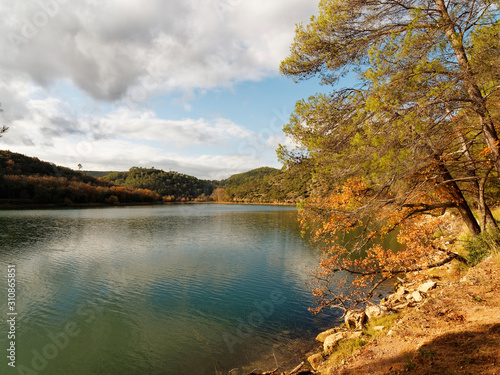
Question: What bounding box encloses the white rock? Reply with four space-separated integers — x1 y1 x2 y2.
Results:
307 353 324 370
316 328 337 343
412 290 423 302
323 332 348 353
373 326 385 331
365 305 389 320
345 310 367 330
418 281 437 293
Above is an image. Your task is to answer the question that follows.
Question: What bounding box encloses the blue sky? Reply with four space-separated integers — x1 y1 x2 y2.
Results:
0 0 325 179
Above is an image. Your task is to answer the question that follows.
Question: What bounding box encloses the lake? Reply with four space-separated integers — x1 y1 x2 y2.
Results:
0 204 335 375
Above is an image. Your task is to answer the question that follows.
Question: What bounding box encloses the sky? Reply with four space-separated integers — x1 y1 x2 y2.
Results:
0 0 326 180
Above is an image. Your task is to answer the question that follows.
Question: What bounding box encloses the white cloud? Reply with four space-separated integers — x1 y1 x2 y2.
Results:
93 108 253 148
0 0 317 177
0 0 317 100
0 91 272 178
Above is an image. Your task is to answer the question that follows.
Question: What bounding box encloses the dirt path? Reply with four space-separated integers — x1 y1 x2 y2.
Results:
328 256 500 375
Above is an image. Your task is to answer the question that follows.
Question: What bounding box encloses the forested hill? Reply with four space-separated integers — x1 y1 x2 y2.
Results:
101 166 313 204
102 167 215 201
0 151 158 205
0 150 94 182
0 150 313 205
215 166 313 204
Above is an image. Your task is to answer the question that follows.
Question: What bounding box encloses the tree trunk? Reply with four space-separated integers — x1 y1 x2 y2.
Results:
436 159 481 235
478 169 498 232
435 0 500 176
454 128 498 231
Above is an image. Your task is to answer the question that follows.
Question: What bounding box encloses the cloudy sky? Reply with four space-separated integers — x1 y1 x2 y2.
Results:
0 0 326 179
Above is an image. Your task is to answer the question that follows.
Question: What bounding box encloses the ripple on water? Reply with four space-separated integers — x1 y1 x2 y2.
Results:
0 205 334 375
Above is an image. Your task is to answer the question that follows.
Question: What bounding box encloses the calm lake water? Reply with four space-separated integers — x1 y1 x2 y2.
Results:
0 204 335 375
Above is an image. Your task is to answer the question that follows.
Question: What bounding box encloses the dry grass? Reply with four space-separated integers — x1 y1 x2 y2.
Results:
324 253 500 374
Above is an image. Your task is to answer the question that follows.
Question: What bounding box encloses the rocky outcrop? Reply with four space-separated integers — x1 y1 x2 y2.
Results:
418 280 437 293
307 353 324 371
307 279 439 372
315 328 339 343
323 332 349 354
380 280 438 311
365 304 389 320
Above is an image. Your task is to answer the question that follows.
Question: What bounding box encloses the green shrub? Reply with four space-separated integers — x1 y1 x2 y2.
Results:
463 230 500 266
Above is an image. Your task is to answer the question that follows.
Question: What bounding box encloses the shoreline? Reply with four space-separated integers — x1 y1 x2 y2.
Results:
245 252 500 374
0 201 297 210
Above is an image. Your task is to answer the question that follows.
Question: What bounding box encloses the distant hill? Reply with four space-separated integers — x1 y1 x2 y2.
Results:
0 151 158 206
0 151 312 206
218 166 313 204
220 167 281 187
82 171 116 178
103 167 215 201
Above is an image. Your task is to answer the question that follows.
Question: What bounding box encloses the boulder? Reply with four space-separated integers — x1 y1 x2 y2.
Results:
412 290 423 302
316 328 338 343
395 286 407 298
365 304 389 320
373 326 385 331
323 332 348 354
307 353 324 370
345 310 367 330
418 281 437 293
382 287 408 307
392 301 410 311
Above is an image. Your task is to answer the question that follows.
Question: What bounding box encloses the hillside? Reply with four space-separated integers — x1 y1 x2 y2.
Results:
218 166 313 204
0 151 158 206
103 167 215 201
0 151 313 206
0 150 95 182
98 166 313 204
315 254 500 375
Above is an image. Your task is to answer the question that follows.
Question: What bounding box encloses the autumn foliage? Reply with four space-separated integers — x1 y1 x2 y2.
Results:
300 178 462 314
0 174 159 205
280 0 500 315
0 151 159 205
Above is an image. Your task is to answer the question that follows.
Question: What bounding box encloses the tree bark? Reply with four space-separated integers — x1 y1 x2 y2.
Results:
436 159 481 235
454 128 498 231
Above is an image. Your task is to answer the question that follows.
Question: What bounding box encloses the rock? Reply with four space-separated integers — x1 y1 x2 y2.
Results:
412 290 423 302
418 281 437 293
316 328 338 343
365 305 389 320
323 332 348 353
345 310 367 330
395 286 407 298
383 287 408 306
307 353 324 371
373 326 385 331
392 301 410 311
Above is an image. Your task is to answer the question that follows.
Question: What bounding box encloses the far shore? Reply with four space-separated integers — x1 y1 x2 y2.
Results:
0 200 297 210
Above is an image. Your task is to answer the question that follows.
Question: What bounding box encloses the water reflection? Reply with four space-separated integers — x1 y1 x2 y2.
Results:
0 204 333 375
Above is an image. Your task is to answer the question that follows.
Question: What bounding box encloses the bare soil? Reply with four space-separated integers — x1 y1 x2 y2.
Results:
327 256 500 375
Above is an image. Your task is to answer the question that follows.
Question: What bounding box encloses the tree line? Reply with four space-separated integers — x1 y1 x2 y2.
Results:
0 151 158 205
0 152 310 205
